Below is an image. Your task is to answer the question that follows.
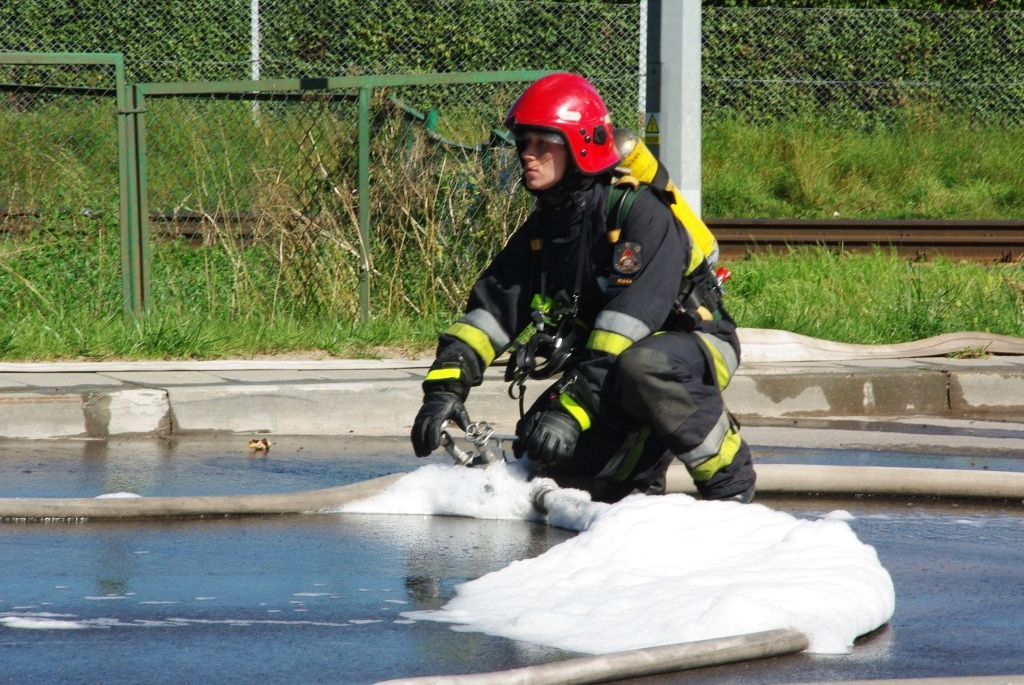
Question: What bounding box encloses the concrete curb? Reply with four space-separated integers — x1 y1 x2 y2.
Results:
2 330 1024 440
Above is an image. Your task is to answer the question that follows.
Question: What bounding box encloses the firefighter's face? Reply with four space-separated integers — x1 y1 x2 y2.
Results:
516 130 567 192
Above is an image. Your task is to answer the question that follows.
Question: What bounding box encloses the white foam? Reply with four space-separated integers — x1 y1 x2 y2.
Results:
0 615 89 630
341 460 895 655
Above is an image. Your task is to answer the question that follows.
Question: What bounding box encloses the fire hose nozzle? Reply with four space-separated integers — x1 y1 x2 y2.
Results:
440 429 472 466
441 420 518 466
530 481 558 514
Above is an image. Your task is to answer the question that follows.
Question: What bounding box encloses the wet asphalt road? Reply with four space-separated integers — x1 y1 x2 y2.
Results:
1 435 1022 684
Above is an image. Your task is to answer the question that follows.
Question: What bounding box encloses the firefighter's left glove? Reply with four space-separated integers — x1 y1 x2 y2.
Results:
515 408 581 466
411 392 471 457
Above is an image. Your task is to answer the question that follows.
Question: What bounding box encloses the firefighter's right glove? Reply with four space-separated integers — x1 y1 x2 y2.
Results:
411 392 471 457
515 408 581 466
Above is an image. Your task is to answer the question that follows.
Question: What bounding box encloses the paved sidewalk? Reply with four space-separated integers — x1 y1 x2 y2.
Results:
1 330 1024 440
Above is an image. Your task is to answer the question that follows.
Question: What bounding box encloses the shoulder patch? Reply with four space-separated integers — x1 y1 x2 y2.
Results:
612 241 643 275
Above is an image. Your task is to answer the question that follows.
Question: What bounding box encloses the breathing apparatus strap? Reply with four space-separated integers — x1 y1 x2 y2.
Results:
607 175 640 234
666 259 725 332
506 192 594 416
570 191 592 307
608 179 724 332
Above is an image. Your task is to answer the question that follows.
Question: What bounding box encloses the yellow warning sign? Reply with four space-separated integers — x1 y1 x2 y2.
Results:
644 113 660 145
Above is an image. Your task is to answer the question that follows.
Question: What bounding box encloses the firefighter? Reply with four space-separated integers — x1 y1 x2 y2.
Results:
410 72 755 504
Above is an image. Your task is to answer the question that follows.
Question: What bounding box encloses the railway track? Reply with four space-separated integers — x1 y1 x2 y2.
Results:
3 210 1024 262
707 217 1024 263
148 215 1024 262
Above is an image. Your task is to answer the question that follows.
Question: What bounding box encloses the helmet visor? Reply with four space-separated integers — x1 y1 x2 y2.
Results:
513 129 565 158
512 130 565 146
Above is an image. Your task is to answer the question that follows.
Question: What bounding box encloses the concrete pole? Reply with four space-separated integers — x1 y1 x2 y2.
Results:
250 0 260 81
652 0 703 216
251 0 261 121
638 0 648 120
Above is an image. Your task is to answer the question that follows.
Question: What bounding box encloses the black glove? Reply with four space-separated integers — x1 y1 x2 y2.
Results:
411 392 471 457
515 408 581 466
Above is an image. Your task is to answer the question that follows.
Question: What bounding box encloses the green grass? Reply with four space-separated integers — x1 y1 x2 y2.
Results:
2 227 1021 361
703 111 1024 219
0 307 438 361
2 104 1024 361
725 246 1024 344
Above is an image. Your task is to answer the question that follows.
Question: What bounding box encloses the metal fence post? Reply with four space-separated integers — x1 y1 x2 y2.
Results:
644 0 661 157
114 53 140 316
119 82 151 315
357 85 372 322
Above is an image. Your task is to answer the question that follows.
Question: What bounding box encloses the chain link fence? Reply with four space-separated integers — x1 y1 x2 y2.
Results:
704 7 1024 127
7 2 1021 127
1 1 641 324
138 78 540 321
3 2 1023 326
1 0 642 124
0 57 124 327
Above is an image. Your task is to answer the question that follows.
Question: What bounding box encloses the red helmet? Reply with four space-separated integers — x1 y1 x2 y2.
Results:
504 73 620 175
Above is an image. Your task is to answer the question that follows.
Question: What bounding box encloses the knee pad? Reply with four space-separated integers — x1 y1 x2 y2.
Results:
614 345 700 433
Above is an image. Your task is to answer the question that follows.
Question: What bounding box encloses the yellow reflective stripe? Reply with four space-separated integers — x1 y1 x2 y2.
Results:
446 322 497 366
677 411 731 467
611 425 651 482
689 428 742 482
696 332 738 390
425 368 461 382
705 337 730 390
594 310 651 341
558 394 592 431
586 329 633 356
